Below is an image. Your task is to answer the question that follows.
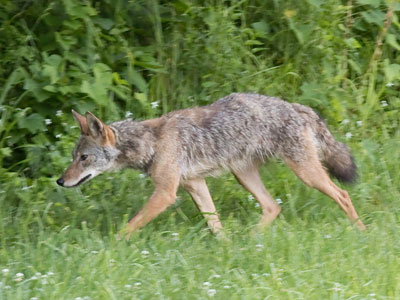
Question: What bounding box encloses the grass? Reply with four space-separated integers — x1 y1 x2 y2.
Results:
2 214 400 299
1 135 400 299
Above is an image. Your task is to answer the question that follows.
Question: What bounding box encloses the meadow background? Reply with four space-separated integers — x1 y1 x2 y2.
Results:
1 0 400 299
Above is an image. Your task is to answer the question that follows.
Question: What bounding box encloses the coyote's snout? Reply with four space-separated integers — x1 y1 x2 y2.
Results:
58 93 366 238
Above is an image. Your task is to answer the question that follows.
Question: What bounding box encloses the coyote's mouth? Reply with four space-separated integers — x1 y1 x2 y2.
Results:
73 174 92 187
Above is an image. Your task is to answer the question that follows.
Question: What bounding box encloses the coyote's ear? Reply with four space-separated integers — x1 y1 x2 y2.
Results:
85 112 115 145
72 109 88 135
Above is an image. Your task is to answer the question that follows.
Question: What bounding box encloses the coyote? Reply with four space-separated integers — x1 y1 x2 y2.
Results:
57 93 365 238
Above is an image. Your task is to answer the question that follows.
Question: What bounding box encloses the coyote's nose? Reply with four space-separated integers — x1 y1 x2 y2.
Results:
56 178 64 186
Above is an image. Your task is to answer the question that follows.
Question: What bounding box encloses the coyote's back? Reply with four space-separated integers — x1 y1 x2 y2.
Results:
172 93 356 183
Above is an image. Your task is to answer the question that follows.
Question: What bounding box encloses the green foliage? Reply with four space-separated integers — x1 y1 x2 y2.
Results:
0 1 399 298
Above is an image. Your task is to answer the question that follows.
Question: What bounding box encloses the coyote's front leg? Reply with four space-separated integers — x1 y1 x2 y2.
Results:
125 164 181 240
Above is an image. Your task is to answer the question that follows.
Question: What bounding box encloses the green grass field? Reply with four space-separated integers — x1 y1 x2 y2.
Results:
1 135 400 299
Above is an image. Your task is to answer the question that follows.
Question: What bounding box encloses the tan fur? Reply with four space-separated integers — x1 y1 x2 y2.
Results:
181 178 222 234
233 164 281 227
62 160 83 183
284 129 365 230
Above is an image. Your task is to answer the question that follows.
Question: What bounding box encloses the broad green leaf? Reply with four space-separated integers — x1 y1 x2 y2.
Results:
1 147 12 157
134 92 147 104
307 0 324 7
80 64 112 105
357 0 381 7
63 0 97 19
127 68 147 92
386 33 400 51
18 113 46 133
348 59 362 75
384 64 400 82
58 85 81 95
244 40 264 46
43 85 58 93
360 10 386 26
94 17 114 30
42 55 63 84
24 79 51 102
345 38 362 49
55 32 78 50
112 72 129 86
251 21 269 37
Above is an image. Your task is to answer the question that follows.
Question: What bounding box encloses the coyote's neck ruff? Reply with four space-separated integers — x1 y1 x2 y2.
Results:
57 93 365 238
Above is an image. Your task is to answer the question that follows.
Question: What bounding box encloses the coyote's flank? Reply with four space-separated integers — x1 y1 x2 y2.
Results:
57 93 366 238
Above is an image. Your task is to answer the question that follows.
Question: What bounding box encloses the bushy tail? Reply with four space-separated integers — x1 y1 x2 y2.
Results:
292 104 357 183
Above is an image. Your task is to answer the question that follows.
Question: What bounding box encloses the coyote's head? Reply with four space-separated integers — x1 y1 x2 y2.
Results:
56 111 120 188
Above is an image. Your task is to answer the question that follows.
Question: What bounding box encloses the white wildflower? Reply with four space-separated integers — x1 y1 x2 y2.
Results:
91 250 99 254
75 298 83 300
256 244 264 251
125 284 132 289
341 119 350 125
223 285 231 289
207 289 217 296
30 297 39 300
22 186 33 190
247 195 254 201
324 234 332 239
356 120 363 127
56 133 62 139
15 272 24 282
151 101 159 109
386 82 394 87
254 203 260 208
125 111 133 118
262 273 271 277
56 110 63 117
141 250 149 256
381 100 388 107
203 281 211 287
2 268 9 275
211 274 221 279
276 198 283 204
47 271 54 276
345 132 352 139
134 282 142 287
332 282 342 291
45 119 52 125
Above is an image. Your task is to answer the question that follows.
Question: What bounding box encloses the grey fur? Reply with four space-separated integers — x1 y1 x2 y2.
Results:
108 93 355 182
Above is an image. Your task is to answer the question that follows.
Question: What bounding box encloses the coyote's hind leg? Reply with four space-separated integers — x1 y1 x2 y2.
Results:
284 136 365 230
232 165 281 228
181 178 222 234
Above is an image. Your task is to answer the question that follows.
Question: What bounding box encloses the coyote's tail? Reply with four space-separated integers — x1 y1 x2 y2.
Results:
292 104 357 183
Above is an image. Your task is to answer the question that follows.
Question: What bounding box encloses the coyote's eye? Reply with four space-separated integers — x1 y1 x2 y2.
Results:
80 154 88 161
